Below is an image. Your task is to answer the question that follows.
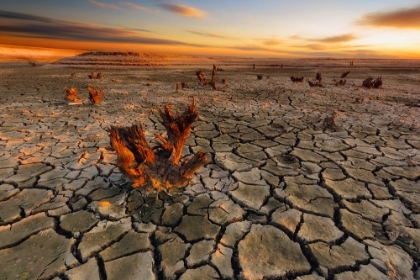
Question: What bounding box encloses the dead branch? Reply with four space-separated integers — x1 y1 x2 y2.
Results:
64 87 82 102
197 65 222 90
87 86 104 104
341 71 350 78
211 64 217 83
335 79 346 86
196 70 208 85
106 98 208 191
315 73 322 83
405 103 420 108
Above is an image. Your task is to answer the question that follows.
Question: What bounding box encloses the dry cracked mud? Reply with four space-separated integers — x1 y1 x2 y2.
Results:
0 57 420 279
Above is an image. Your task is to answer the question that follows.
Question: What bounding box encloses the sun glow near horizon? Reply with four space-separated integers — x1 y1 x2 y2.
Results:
0 0 420 59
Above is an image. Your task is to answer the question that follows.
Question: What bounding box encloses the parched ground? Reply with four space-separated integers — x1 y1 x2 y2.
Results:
0 56 420 280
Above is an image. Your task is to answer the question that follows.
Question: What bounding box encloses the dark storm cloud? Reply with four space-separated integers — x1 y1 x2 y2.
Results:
0 10 53 23
0 10 205 47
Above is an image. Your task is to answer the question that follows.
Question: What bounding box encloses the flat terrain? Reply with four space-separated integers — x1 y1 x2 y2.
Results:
1 55 420 279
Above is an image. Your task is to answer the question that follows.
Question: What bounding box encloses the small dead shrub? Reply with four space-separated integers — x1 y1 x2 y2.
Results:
64 87 81 102
87 86 104 104
88 72 95 79
290 76 304 83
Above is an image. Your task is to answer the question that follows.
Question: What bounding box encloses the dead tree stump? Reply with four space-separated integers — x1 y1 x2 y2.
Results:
106 98 208 191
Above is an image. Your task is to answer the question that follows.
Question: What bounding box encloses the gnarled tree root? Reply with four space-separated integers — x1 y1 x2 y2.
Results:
106 98 208 192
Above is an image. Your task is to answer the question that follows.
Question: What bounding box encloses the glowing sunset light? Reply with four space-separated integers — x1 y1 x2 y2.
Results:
0 0 419 58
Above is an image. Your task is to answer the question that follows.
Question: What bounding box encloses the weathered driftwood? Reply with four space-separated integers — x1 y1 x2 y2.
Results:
341 71 350 78
87 86 104 104
362 76 382 89
290 76 304 83
64 87 81 102
106 98 208 191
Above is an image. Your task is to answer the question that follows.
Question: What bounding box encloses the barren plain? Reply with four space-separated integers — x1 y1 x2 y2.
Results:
0 53 420 279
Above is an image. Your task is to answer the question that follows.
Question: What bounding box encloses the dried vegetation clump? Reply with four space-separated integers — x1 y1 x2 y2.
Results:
324 111 338 128
88 72 102 79
335 79 347 86
64 87 82 102
355 97 364 103
106 99 208 191
308 73 323 87
362 76 383 89
290 76 304 83
87 86 104 104
196 64 222 90
181 81 189 88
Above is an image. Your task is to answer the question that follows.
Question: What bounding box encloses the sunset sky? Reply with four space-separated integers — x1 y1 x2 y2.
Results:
1 0 420 58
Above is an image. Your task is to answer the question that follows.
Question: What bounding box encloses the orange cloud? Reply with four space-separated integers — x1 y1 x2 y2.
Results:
188 30 233 39
87 0 119 9
358 5 420 29
310 34 357 43
262 39 281 46
157 4 204 18
121 2 153 13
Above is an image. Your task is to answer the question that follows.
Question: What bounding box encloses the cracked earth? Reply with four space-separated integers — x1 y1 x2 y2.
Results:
1 58 420 279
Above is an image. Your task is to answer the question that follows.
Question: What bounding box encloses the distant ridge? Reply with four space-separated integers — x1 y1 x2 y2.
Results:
77 51 193 58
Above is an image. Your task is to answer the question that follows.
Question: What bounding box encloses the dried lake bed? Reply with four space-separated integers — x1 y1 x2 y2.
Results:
0 55 420 279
